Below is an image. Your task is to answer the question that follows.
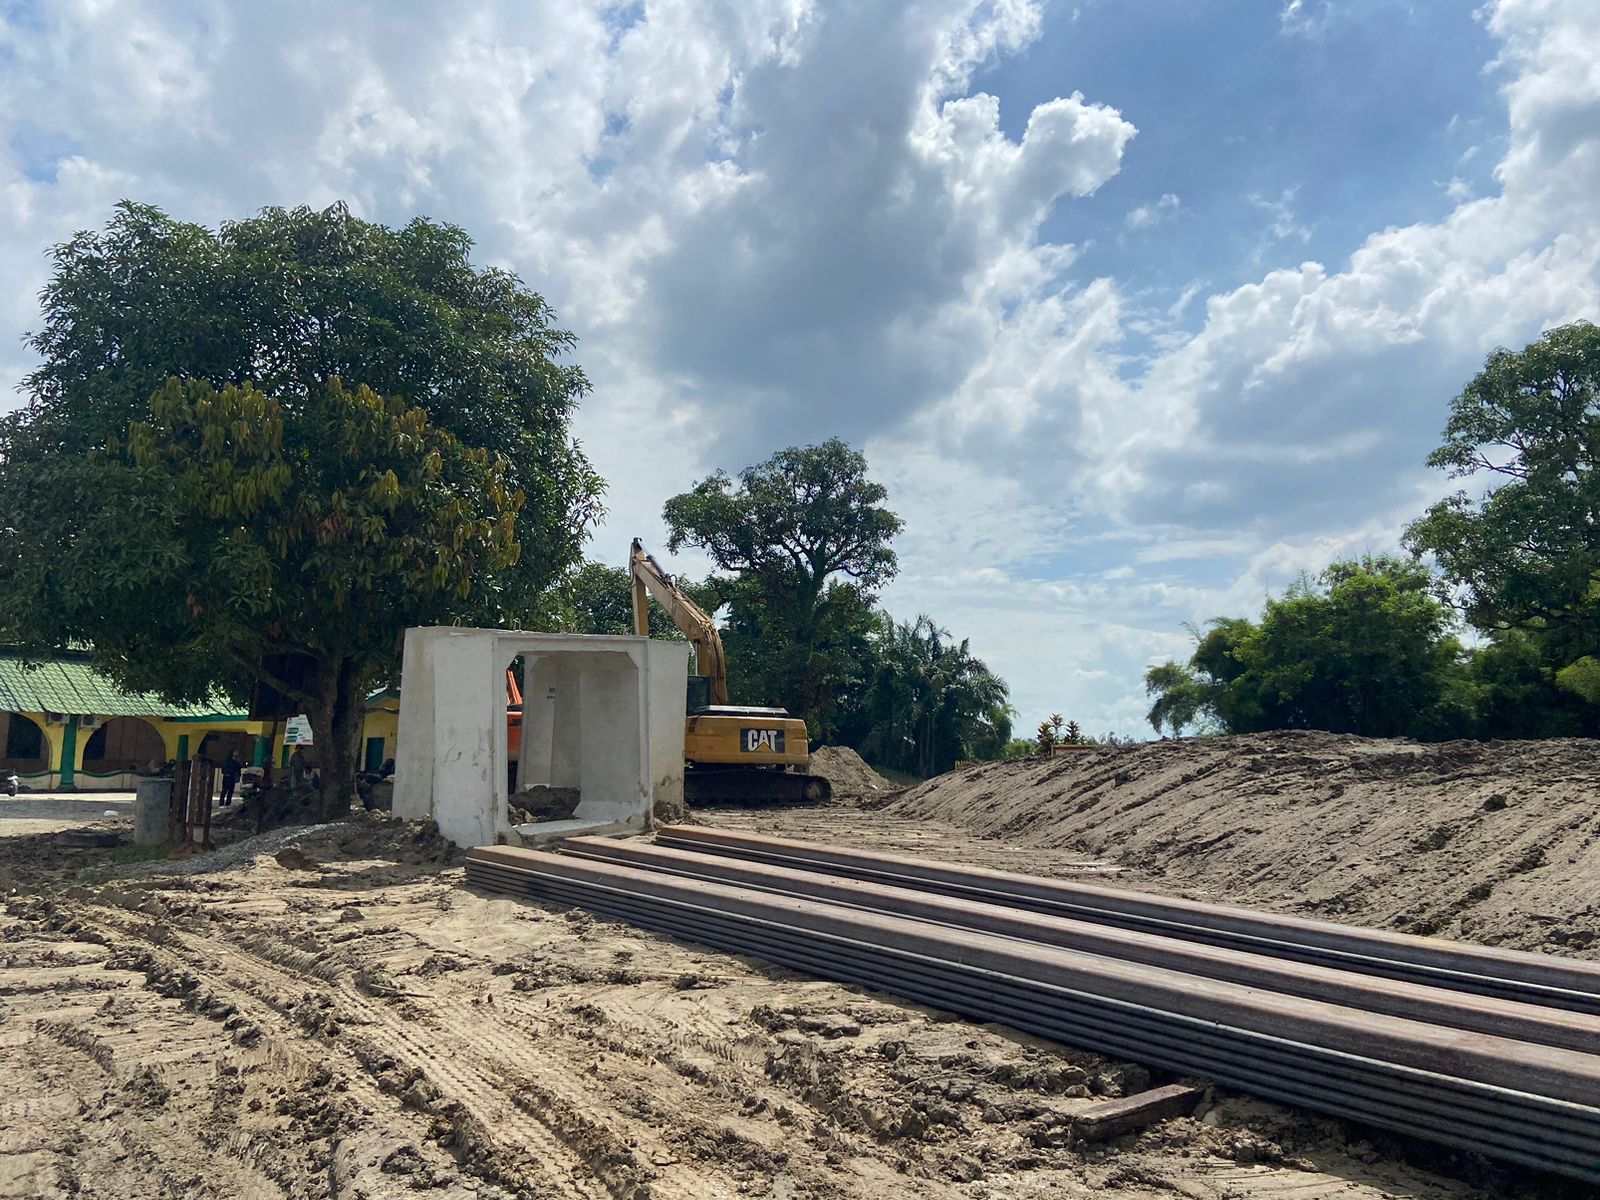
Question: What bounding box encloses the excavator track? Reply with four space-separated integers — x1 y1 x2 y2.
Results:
684 769 832 806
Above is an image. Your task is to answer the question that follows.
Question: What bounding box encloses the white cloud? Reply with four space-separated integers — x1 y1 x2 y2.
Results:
1280 0 1339 38
1125 192 1179 230
1166 281 1205 320
1 0 1596 740
883 0 1600 732
1246 186 1312 257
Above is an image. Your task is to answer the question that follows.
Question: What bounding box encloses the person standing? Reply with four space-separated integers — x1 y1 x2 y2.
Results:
220 750 242 807
289 745 308 789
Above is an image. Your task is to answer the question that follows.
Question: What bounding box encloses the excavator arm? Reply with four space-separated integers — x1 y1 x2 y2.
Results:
629 537 830 805
629 538 729 705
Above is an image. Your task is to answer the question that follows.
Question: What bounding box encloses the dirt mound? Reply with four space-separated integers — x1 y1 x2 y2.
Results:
508 784 581 823
810 745 902 799
887 730 1600 956
103 810 459 881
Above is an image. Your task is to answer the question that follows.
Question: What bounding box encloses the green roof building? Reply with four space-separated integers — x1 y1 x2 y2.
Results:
0 650 402 792
0 649 264 790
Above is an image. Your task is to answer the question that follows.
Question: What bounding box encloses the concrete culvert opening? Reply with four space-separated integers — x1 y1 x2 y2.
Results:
394 628 686 848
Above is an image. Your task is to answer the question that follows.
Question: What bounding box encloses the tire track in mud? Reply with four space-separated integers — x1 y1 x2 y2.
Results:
212 901 792 1198
41 901 518 1200
283 926 725 1200
91 901 629 1200
1 935 290 1200
496 978 981 1196
428 1001 764 1200
286 896 807 1198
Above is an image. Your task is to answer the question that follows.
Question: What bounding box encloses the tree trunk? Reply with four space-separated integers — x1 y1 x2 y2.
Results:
306 657 367 823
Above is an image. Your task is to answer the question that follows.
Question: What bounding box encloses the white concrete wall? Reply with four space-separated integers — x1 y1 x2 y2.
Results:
394 629 686 847
395 627 503 847
520 655 557 792
393 627 440 821
644 640 687 820
549 657 582 790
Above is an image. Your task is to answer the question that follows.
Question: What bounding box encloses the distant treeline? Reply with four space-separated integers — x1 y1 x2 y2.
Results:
559 440 1013 777
1147 323 1600 742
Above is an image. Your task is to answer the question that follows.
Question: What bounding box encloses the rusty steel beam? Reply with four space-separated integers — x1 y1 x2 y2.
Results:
558 836 1600 1055
464 848 1600 1100
651 825 1600 1013
472 859 1600 1150
463 849 1600 1184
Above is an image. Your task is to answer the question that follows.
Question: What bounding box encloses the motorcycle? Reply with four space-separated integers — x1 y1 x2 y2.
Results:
3 771 18 797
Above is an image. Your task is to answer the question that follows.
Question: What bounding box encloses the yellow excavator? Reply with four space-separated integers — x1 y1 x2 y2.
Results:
630 538 831 805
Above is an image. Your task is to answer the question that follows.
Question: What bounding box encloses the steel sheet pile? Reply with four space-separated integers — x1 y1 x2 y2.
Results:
465 826 1600 1184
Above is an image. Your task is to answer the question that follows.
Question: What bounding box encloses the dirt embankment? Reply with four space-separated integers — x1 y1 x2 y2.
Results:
887 730 1600 956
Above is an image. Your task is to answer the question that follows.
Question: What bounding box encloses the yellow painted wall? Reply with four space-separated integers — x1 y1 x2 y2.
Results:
9 701 401 789
264 702 399 772
361 704 399 771
154 717 269 763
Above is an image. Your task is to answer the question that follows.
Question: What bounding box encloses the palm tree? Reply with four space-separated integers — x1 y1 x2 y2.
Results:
860 614 1011 776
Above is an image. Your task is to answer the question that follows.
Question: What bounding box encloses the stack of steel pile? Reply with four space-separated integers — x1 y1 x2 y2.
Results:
465 826 1600 1184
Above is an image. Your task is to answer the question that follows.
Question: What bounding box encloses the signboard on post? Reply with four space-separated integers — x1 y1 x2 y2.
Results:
283 716 314 746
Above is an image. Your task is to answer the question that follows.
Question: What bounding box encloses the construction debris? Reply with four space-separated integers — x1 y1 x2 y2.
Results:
1069 1083 1207 1143
508 784 581 824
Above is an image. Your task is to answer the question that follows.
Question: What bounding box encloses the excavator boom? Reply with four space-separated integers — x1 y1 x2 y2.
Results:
629 538 729 704
628 538 830 805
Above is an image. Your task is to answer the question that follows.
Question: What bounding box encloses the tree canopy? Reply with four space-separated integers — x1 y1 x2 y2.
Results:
0 202 604 814
1404 321 1600 731
9 201 602 615
4 377 522 815
664 438 902 592
664 439 903 737
845 613 1012 776
1143 323 1600 744
1404 322 1600 643
1144 557 1474 740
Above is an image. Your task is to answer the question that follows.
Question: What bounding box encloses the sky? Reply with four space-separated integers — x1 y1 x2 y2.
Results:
2 0 1598 739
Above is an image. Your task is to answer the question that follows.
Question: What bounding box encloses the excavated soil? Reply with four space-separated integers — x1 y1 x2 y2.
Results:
883 730 1600 957
808 746 902 800
1 738 1592 1200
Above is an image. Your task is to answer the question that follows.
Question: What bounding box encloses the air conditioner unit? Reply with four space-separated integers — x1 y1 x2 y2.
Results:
77 715 105 731
45 712 70 726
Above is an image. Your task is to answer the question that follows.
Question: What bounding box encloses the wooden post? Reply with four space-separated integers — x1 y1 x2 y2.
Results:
198 757 216 850
169 758 191 847
1069 1084 1206 1144
173 756 216 857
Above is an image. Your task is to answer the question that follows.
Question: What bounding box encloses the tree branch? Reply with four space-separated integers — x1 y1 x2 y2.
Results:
224 647 319 707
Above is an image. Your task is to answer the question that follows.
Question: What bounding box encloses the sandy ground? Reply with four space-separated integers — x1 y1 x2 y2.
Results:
0 793 135 838
1 737 1591 1199
807 748 902 802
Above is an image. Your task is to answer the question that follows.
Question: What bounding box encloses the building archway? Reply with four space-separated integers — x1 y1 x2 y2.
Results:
197 730 256 764
0 713 47 773
81 716 166 775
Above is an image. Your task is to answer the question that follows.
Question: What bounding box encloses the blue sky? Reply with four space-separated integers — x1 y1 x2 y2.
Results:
1 0 1597 739
1005 1 1504 291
